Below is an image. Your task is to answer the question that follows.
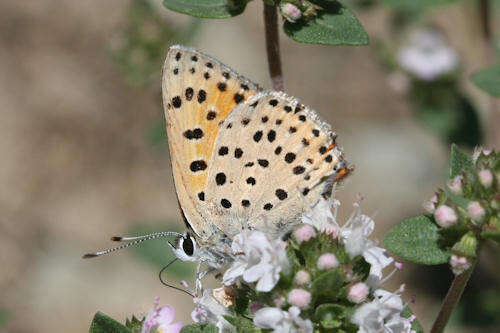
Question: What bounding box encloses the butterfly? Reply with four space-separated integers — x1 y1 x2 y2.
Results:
84 45 349 282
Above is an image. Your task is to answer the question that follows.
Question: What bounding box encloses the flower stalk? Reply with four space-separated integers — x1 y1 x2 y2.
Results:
263 3 285 91
430 241 482 333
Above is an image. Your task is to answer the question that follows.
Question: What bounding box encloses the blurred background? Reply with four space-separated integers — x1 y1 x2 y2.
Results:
0 0 498 331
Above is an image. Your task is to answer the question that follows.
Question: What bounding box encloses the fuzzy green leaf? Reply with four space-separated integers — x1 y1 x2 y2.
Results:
315 304 346 329
125 315 144 333
180 323 218 333
90 312 131 333
470 64 500 97
223 316 261 332
450 144 474 179
312 268 345 301
383 215 451 265
162 0 248 19
402 307 424 333
283 1 369 46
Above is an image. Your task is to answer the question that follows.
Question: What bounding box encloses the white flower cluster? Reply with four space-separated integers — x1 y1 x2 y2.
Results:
222 230 289 292
195 197 414 332
397 29 459 81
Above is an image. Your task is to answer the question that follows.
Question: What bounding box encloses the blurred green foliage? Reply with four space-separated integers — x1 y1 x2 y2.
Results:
409 77 482 148
127 223 196 280
0 311 7 329
111 0 199 87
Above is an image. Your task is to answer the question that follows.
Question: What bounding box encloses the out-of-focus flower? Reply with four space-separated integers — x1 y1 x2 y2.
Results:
447 176 463 195
280 3 302 23
434 205 458 227
423 194 438 213
191 289 232 332
288 289 311 309
449 254 471 275
317 253 339 270
397 29 459 81
294 270 311 285
472 147 492 162
348 282 369 304
478 169 493 188
293 224 317 244
142 297 182 333
352 288 412 333
223 230 289 292
254 306 313 333
467 201 485 222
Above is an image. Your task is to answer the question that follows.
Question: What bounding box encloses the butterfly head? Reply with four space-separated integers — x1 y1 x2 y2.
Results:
169 232 199 262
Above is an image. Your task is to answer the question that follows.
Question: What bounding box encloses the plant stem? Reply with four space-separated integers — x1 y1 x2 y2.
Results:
263 3 284 91
430 242 482 333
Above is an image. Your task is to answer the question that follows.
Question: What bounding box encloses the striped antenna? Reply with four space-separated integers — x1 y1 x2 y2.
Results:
82 231 183 259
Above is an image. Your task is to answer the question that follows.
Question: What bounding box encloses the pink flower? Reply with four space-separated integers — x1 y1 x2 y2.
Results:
478 169 493 188
447 176 463 195
317 253 339 270
288 289 311 309
395 262 403 270
348 282 369 303
467 201 485 222
323 224 340 239
293 224 317 244
294 270 311 285
142 298 182 333
434 205 457 228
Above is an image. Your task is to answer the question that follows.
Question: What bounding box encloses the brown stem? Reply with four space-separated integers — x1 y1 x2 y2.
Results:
430 239 483 333
263 3 284 91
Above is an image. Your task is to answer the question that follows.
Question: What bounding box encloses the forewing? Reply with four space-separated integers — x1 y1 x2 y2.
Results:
162 45 260 241
204 91 349 237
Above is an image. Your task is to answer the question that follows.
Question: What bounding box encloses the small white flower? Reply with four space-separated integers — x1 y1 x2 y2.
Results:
423 194 438 213
280 3 302 23
363 246 394 287
397 29 459 81
223 230 289 292
449 254 471 275
191 289 232 332
302 197 339 231
254 306 313 333
352 288 412 333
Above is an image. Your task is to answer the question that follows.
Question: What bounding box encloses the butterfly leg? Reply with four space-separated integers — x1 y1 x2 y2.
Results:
195 265 216 296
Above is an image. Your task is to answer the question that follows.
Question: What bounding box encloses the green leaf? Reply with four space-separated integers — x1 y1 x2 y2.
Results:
180 323 218 333
383 215 451 265
283 1 369 46
89 312 131 333
162 0 248 19
450 144 474 179
312 268 345 301
315 304 346 329
223 316 261 332
402 306 424 333
470 64 500 97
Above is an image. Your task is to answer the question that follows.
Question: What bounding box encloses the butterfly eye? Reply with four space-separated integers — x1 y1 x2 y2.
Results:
181 235 196 257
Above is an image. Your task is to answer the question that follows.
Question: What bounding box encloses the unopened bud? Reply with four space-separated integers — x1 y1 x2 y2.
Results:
450 254 471 275
478 169 493 188
434 205 458 228
423 194 438 213
280 3 302 23
467 201 485 222
447 176 463 195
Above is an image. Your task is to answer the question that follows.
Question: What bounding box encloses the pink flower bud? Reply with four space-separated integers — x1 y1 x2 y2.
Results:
323 224 340 239
434 205 457 228
467 201 485 222
281 3 302 23
423 194 438 213
294 270 311 285
293 224 317 244
288 288 311 309
395 262 403 270
317 253 339 270
447 176 463 195
478 169 493 188
347 282 369 303
450 254 470 275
